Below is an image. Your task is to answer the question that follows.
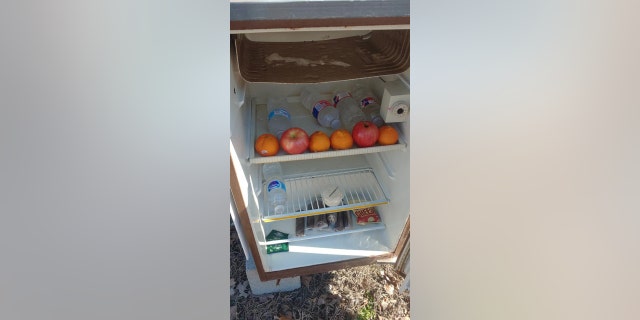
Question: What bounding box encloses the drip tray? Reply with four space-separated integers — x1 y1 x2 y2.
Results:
235 30 410 83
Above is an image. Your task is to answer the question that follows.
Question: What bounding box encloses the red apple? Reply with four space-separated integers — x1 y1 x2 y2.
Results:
352 121 379 148
280 127 310 154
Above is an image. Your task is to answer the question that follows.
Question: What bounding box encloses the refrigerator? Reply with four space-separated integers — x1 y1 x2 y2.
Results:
229 0 410 281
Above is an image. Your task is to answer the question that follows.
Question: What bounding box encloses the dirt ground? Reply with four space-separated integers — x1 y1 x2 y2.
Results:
230 228 410 320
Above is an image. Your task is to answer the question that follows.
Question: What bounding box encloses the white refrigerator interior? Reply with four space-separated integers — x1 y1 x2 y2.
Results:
230 31 410 273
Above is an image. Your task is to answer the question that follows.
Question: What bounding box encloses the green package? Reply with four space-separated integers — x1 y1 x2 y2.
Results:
266 230 289 241
266 229 289 254
266 242 289 254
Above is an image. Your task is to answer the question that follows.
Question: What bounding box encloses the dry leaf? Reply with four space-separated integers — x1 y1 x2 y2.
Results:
384 284 395 295
278 314 292 320
236 283 248 298
301 275 312 287
230 306 237 320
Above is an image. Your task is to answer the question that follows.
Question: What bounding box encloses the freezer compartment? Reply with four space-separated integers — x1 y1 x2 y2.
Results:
234 30 409 83
249 96 407 164
261 167 389 222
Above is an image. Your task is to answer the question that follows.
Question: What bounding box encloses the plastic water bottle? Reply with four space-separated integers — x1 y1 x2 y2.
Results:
266 97 292 139
351 85 385 127
300 88 341 129
262 162 287 215
333 90 367 132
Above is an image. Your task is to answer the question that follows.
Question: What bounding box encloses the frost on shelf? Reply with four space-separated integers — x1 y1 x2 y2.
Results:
265 53 351 68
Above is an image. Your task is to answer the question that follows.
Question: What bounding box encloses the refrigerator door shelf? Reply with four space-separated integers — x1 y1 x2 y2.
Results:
261 168 389 222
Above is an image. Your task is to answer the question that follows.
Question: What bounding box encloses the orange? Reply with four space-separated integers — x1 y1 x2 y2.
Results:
254 133 280 156
330 129 353 150
377 125 399 145
309 131 331 152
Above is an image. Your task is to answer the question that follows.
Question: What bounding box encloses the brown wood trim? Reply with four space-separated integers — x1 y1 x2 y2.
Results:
231 17 409 32
393 217 410 276
230 157 270 281
395 245 409 277
260 253 396 281
394 216 410 257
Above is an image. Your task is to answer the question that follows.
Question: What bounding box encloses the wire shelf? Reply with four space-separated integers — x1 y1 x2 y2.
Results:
261 168 389 222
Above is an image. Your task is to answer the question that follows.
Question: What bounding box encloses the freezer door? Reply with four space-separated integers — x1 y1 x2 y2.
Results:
231 0 409 32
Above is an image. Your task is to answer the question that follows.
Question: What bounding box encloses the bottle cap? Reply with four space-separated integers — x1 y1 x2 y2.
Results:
322 186 344 207
330 119 341 129
372 117 385 127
